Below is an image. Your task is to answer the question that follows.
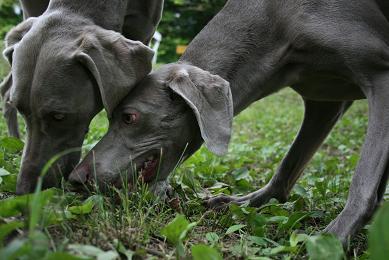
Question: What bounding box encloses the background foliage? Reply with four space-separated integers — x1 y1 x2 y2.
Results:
0 0 22 39
0 0 226 63
157 0 226 62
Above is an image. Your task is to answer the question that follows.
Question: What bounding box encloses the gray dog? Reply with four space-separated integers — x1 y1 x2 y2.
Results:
70 0 389 243
0 0 164 194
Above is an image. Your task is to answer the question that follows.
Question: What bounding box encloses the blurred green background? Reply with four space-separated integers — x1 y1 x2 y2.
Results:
0 0 226 71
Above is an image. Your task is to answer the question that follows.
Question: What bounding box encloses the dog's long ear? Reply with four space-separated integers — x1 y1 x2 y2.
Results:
0 72 13 100
167 66 233 156
75 26 154 116
1 18 36 109
2 18 36 65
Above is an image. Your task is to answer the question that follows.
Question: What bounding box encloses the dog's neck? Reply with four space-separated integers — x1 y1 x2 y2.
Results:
47 0 128 32
180 0 293 115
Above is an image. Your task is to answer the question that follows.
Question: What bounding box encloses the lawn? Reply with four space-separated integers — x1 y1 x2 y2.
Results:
0 63 388 259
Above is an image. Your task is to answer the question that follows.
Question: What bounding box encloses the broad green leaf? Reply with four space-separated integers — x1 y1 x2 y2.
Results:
0 168 10 177
306 234 344 260
44 252 87 260
0 194 31 218
248 236 267 246
0 137 24 153
264 204 289 216
289 232 308 247
293 184 309 198
68 195 102 215
115 239 134 260
173 0 185 6
68 244 117 259
206 232 219 245
368 202 389 260
225 224 246 235
247 212 267 236
69 244 104 256
231 168 252 181
0 173 17 192
0 167 10 185
269 245 292 255
282 212 310 230
267 216 289 225
97 251 119 260
160 214 196 245
0 221 24 246
192 244 222 260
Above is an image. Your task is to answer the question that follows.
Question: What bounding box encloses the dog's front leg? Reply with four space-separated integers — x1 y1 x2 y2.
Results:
207 99 352 208
325 80 389 244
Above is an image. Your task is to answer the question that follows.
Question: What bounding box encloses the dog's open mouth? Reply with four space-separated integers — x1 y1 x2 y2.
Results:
137 154 159 183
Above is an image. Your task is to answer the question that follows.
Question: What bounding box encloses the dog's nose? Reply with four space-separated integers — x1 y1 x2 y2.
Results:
68 164 90 185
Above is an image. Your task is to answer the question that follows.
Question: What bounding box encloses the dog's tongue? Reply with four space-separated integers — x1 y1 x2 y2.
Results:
139 159 158 183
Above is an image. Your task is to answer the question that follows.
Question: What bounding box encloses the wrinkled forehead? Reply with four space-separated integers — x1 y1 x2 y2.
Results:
9 16 96 114
115 69 190 118
12 48 96 114
121 73 168 107
34 59 92 102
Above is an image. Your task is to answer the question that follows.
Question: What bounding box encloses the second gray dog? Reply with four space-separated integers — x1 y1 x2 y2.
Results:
0 0 164 194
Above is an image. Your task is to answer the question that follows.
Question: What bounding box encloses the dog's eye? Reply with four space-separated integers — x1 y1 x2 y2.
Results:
53 113 65 121
122 113 139 125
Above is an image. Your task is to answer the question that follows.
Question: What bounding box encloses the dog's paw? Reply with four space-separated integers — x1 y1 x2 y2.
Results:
205 194 239 210
149 180 172 199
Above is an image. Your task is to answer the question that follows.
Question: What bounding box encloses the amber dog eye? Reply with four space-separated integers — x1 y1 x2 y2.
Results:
123 113 138 125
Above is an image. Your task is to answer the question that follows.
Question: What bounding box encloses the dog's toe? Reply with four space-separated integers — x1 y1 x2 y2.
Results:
205 194 238 210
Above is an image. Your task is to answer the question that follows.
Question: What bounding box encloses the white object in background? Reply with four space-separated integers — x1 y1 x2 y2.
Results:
150 31 162 65
13 4 22 15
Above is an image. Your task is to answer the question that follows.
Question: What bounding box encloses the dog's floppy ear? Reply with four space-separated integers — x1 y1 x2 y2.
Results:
167 66 233 155
0 72 13 100
2 18 36 65
75 26 154 116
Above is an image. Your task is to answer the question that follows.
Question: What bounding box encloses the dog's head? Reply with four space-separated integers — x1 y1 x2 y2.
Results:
69 63 233 193
2 14 153 194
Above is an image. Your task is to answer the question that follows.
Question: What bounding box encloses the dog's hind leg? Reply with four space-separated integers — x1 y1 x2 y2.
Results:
0 73 20 138
325 73 389 244
207 99 352 208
